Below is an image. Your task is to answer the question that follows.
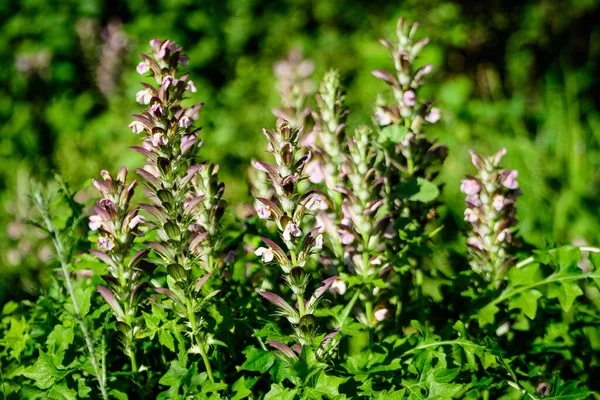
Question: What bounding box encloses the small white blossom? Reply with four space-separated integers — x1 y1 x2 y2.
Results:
178 116 192 128
128 215 145 230
136 62 149 75
255 204 271 219
283 223 302 241
89 215 103 231
98 236 114 251
129 121 144 134
135 90 152 105
374 308 389 322
255 247 274 262
186 80 197 93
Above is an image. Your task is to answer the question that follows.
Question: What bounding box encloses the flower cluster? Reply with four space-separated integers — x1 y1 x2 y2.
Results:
337 126 392 325
253 118 338 358
88 167 147 369
372 18 447 232
462 148 521 283
130 39 227 382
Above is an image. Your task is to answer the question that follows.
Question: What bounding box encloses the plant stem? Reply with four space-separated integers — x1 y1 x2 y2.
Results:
515 246 600 269
197 339 215 383
337 289 361 329
35 193 109 400
297 293 305 317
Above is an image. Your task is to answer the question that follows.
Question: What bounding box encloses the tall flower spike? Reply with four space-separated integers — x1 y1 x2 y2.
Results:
131 39 227 383
338 126 391 327
89 167 147 372
462 148 521 284
253 118 336 354
373 18 447 241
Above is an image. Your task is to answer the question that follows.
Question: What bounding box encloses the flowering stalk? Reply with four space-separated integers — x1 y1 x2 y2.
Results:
462 148 521 284
337 126 391 331
253 119 338 361
130 39 227 382
372 18 447 233
307 70 349 265
88 168 147 372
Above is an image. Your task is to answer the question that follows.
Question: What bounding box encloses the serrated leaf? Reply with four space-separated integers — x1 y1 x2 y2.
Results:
508 289 543 319
508 263 540 286
49 382 78 400
547 282 583 312
264 384 298 400
158 329 175 352
476 304 499 327
379 124 408 143
240 346 276 373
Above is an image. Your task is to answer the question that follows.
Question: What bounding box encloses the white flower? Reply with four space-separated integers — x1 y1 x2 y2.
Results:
98 236 114 251
151 133 167 147
425 107 441 123
403 90 416 106
283 223 302 241
255 247 274 262
304 195 322 211
136 61 149 75
129 121 144 134
375 109 392 126
313 234 323 250
128 215 145 230
186 80 197 93
329 278 346 295
255 204 271 219
89 215 103 231
135 90 152 105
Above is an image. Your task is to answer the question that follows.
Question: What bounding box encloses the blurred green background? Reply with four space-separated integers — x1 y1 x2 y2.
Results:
2 0 600 298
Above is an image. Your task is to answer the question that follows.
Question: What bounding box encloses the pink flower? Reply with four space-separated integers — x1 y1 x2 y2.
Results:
375 109 392 126
374 308 389 322
178 116 192 128
89 215 103 231
98 236 115 251
129 121 144 134
425 107 441 123
502 170 519 189
465 194 482 207
467 237 484 251
305 160 325 184
128 215 145 230
283 223 301 241
460 179 480 195
492 195 505 211
255 204 271 219
136 62 149 75
255 247 274 262
464 209 478 223
135 90 152 105
403 90 416 106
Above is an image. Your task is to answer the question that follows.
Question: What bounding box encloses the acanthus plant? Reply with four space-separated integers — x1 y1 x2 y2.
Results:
252 119 340 368
2 17 599 400
129 40 229 385
88 167 148 374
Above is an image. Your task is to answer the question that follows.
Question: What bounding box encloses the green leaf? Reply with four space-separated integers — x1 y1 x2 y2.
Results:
508 263 540 286
5 316 29 360
379 125 408 143
545 378 593 399
508 289 543 319
547 282 583 312
158 329 175 352
264 384 298 400
240 346 276 373
394 178 439 203
2 300 18 314
231 376 255 400
49 382 78 400
476 304 499 327
65 285 92 318
23 351 68 390
46 324 74 364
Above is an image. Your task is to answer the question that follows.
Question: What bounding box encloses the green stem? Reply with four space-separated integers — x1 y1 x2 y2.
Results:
297 293 305 317
198 339 215 383
35 194 109 400
186 299 214 383
365 300 374 350
515 246 600 269
337 289 361 329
